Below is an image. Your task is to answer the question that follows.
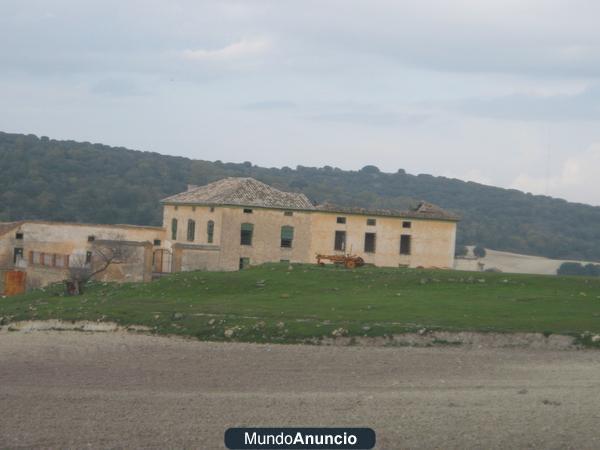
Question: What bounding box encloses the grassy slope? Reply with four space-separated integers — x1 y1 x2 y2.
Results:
2 264 600 344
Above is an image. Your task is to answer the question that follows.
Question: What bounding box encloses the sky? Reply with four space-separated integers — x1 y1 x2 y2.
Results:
1 0 600 206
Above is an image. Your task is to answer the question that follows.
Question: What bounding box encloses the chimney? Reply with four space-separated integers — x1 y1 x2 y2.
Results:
187 184 199 191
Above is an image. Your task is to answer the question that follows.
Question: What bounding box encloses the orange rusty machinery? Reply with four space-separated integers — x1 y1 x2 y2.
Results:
316 253 365 269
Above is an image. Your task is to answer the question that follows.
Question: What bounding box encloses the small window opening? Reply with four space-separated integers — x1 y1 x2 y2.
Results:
243 208 253 214
336 217 346 224
239 257 250 270
210 206 215 212
87 235 95 242
364 232 376 253
85 251 93 265
15 232 23 240
367 218 376 226
153 239 161 246
284 211 293 216
402 221 412 229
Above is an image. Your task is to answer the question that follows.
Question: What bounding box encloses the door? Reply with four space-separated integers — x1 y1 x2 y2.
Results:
4 271 26 296
13 247 24 264
152 249 172 273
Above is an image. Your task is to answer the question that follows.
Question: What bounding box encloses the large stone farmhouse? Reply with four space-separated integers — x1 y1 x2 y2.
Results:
0 177 458 294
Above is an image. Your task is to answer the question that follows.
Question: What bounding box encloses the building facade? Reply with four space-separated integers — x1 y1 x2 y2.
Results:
161 177 458 272
0 221 164 292
0 177 458 293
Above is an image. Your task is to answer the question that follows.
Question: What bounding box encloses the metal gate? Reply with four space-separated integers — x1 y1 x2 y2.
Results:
152 249 172 274
3 270 26 296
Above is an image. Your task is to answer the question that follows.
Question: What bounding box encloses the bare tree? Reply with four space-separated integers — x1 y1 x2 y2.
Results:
65 238 137 295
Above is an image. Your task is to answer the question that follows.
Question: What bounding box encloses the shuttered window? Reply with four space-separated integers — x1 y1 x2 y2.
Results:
171 218 178 240
281 226 294 248
187 219 196 241
207 220 215 243
241 223 254 246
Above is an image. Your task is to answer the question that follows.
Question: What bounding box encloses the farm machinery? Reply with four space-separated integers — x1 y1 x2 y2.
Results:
316 253 365 269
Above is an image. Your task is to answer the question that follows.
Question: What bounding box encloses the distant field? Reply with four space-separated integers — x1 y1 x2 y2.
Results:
2 263 600 345
455 247 600 275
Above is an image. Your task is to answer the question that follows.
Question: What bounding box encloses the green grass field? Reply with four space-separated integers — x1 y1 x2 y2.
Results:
2 263 600 345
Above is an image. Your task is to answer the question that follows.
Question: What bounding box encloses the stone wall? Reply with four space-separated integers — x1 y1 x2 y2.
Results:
0 221 162 291
162 204 457 270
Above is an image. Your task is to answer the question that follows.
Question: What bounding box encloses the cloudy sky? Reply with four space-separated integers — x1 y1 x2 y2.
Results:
2 1 600 205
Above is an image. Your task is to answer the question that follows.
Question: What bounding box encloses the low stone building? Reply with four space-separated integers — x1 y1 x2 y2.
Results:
0 177 458 293
0 221 164 292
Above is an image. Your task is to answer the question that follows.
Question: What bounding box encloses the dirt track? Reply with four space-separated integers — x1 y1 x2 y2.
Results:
1 331 599 449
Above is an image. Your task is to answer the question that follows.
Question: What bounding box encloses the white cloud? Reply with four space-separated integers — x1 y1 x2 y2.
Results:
181 37 271 62
511 144 600 205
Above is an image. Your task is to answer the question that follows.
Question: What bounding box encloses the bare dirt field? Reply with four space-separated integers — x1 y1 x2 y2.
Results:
1 331 600 449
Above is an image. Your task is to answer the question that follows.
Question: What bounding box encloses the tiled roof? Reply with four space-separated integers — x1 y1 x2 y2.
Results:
163 177 459 221
162 177 315 210
315 201 459 221
0 221 22 237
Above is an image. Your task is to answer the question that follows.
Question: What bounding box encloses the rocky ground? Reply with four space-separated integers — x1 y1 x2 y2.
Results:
1 331 599 449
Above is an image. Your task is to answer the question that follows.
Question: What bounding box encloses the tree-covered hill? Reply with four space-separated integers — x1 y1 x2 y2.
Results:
1 131 600 261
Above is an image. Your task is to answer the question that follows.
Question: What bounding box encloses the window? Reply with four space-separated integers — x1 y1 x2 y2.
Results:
13 247 23 263
207 220 215 243
400 234 411 255
171 218 178 240
336 217 346 224
153 239 161 246
31 251 42 265
241 223 253 246
174 206 178 211
239 257 250 270
364 233 376 253
367 218 376 226
87 235 95 242
187 219 196 241
402 221 412 229
192 206 196 212
15 232 23 240
284 211 293 217
334 231 346 251
243 208 253 214
281 226 294 248
210 207 215 212
55 255 67 268
29 251 69 267
86 251 93 264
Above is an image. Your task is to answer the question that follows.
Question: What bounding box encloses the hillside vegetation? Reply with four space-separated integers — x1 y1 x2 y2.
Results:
2 131 600 260
2 264 600 345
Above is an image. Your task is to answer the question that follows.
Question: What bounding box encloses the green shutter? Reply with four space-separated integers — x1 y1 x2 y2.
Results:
281 226 294 240
171 218 178 240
